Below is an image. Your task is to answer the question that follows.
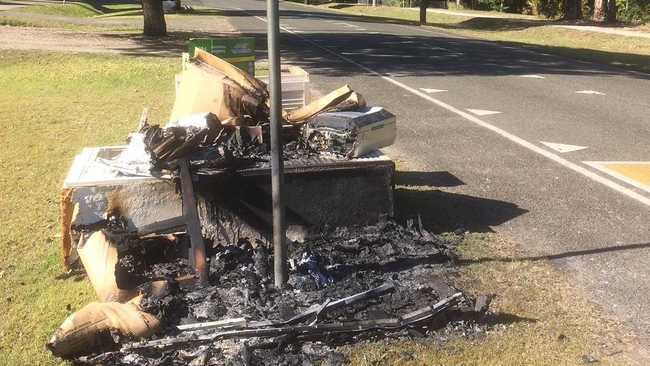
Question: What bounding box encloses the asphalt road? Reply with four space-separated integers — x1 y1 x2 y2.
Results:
193 0 650 354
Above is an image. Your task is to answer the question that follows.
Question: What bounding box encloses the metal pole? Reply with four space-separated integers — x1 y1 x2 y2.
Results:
267 0 287 288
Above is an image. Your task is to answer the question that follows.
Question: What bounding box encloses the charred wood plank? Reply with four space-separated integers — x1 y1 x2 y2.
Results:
179 159 208 285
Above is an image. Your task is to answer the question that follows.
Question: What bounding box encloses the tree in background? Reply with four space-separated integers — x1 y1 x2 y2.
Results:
142 0 167 36
592 0 617 21
419 0 431 24
564 0 582 18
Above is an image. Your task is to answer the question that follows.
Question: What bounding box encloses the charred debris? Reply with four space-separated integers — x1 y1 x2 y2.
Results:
50 49 493 365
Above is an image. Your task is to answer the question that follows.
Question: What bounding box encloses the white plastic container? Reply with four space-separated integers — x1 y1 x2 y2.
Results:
258 65 310 111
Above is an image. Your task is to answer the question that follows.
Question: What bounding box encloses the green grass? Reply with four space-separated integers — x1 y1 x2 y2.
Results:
0 50 178 365
346 231 640 365
316 3 650 73
12 1 142 17
14 2 102 17
0 15 140 31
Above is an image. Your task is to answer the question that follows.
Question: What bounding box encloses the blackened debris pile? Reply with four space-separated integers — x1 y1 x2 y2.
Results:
115 50 395 176
61 221 492 366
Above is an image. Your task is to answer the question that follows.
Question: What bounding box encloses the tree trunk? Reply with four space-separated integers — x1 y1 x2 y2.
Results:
142 0 167 36
606 0 617 22
564 0 581 20
419 0 430 25
592 0 606 21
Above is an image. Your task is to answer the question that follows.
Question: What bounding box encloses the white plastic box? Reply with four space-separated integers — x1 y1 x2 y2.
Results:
257 65 311 111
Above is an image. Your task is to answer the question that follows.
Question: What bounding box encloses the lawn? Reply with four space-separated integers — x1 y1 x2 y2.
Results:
14 2 102 17
14 1 141 17
0 50 641 365
315 3 650 73
0 50 177 365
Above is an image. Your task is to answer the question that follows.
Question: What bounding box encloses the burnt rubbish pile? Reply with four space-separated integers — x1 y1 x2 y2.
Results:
49 221 491 365
49 50 490 365
123 48 396 176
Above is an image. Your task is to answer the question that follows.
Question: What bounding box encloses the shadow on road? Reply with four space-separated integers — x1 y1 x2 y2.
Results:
42 3 649 76
197 6 650 77
394 170 527 233
395 171 465 188
263 32 650 79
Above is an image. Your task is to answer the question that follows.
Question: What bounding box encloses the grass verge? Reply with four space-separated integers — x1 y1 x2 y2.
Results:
347 229 641 365
0 50 178 365
0 16 140 32
13 1 141 17
314 3 650 73
14 2 102 17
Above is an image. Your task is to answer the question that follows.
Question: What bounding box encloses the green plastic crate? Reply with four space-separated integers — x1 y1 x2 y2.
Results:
187 37 255 75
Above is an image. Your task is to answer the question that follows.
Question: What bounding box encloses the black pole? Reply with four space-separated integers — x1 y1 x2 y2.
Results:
267 0 287 288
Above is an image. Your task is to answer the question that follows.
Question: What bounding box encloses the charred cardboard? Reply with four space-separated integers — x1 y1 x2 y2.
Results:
47 295 160 359
285 85 353 124
169 49 268 125
78 231 138 303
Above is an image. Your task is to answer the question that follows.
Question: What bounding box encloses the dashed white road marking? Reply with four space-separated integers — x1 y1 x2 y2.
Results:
540 141 588 153
467 108 502 116
283 26 305 33
520 74 545 79
576 90 606 95
330 22 366 31
249 10 650 208
341 52 416 58
419 88 448 94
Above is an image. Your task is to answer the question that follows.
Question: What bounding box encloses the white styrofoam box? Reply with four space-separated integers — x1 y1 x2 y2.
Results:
257 65 310 110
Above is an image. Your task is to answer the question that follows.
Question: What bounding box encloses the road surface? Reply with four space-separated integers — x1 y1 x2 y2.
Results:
193 0 650 354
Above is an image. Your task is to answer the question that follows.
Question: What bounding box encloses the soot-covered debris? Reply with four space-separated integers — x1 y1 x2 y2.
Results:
76 221 492 366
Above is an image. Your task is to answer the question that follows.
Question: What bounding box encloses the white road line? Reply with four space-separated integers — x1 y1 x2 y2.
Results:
341 52 417 58
333 22 359 28
540 141 588 153
576 90 606 95
520 74 546 79
420 88 448 94
467 108 502 116
253 10 650 208
584 162 650 194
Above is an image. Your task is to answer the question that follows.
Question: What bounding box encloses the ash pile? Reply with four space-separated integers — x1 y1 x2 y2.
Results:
49 220 491 365
49 49 491 365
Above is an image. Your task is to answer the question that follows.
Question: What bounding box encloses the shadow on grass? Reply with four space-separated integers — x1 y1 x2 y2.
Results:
94 31 240 57
457 241 650 265
450 16 549 31
80 0 140 15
